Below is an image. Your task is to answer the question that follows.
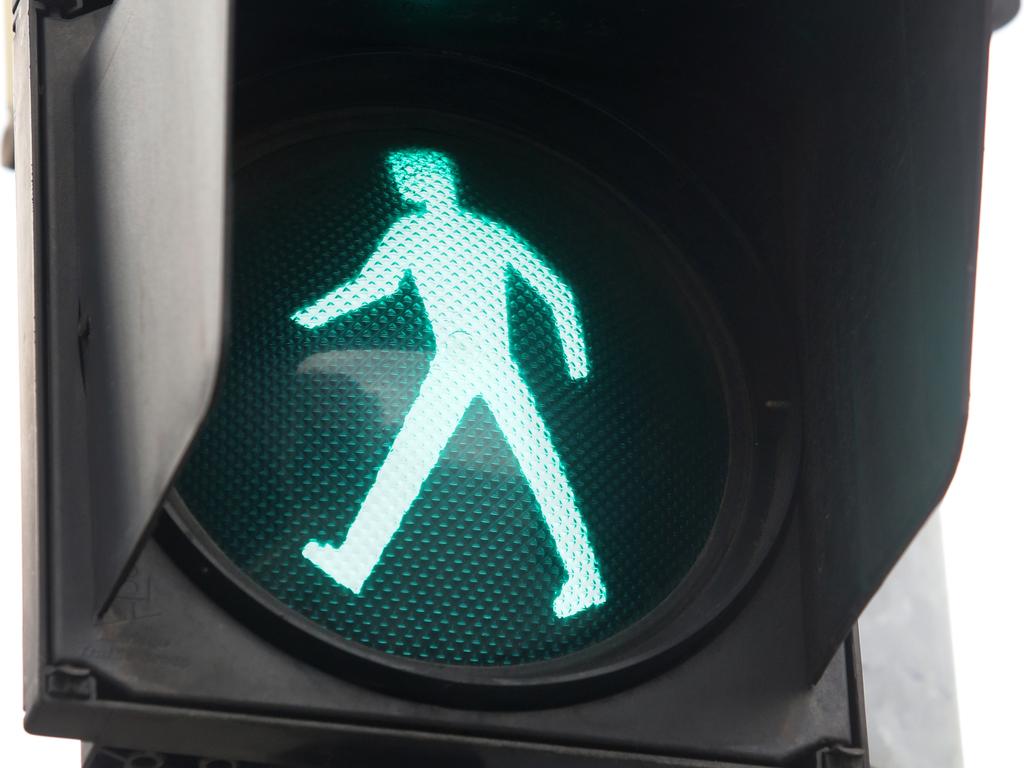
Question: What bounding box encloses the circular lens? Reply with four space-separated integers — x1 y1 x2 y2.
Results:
176 118 731 667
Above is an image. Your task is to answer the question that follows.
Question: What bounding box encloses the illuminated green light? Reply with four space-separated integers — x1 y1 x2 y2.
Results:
178 129 732 664
294 149 605 619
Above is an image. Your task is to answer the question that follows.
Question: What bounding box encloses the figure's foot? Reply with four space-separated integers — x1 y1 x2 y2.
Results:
302 540 370 594
552 570 606 619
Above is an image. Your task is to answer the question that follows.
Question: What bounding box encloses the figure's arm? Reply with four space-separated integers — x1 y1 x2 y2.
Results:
291 228 406 329
508 235 589 380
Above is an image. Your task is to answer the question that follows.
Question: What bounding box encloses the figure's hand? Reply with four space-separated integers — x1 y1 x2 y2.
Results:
567 352 589 381
291 304 334 330
292 241 406 330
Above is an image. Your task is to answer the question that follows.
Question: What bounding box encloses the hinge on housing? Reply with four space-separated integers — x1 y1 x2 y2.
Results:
816 745 868 768
45 664 97 701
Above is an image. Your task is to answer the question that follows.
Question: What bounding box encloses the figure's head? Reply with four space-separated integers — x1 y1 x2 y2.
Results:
387 149 458 207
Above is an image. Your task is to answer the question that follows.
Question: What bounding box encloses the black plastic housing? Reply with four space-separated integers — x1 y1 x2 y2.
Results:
16 0 988 766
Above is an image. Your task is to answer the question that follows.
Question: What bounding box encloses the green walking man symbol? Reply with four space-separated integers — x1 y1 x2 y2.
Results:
292 149 606 619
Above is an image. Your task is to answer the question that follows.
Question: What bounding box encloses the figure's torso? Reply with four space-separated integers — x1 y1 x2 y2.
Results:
398 211 516 360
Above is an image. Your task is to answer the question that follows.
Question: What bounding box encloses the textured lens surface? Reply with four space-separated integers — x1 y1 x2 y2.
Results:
177 126 730 666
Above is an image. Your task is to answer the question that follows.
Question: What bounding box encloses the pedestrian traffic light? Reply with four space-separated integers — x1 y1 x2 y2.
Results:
14 1 989 766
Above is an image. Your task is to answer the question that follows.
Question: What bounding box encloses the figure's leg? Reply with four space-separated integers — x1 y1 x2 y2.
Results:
484 368 605 618
303 355 475 593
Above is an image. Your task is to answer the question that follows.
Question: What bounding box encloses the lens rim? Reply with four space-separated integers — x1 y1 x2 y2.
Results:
160 52 800 708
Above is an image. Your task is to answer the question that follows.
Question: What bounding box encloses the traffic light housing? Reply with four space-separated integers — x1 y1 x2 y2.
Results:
14 1 988 766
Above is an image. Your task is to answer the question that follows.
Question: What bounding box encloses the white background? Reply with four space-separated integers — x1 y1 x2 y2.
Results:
939 12 1024 767
0 12 1021 768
